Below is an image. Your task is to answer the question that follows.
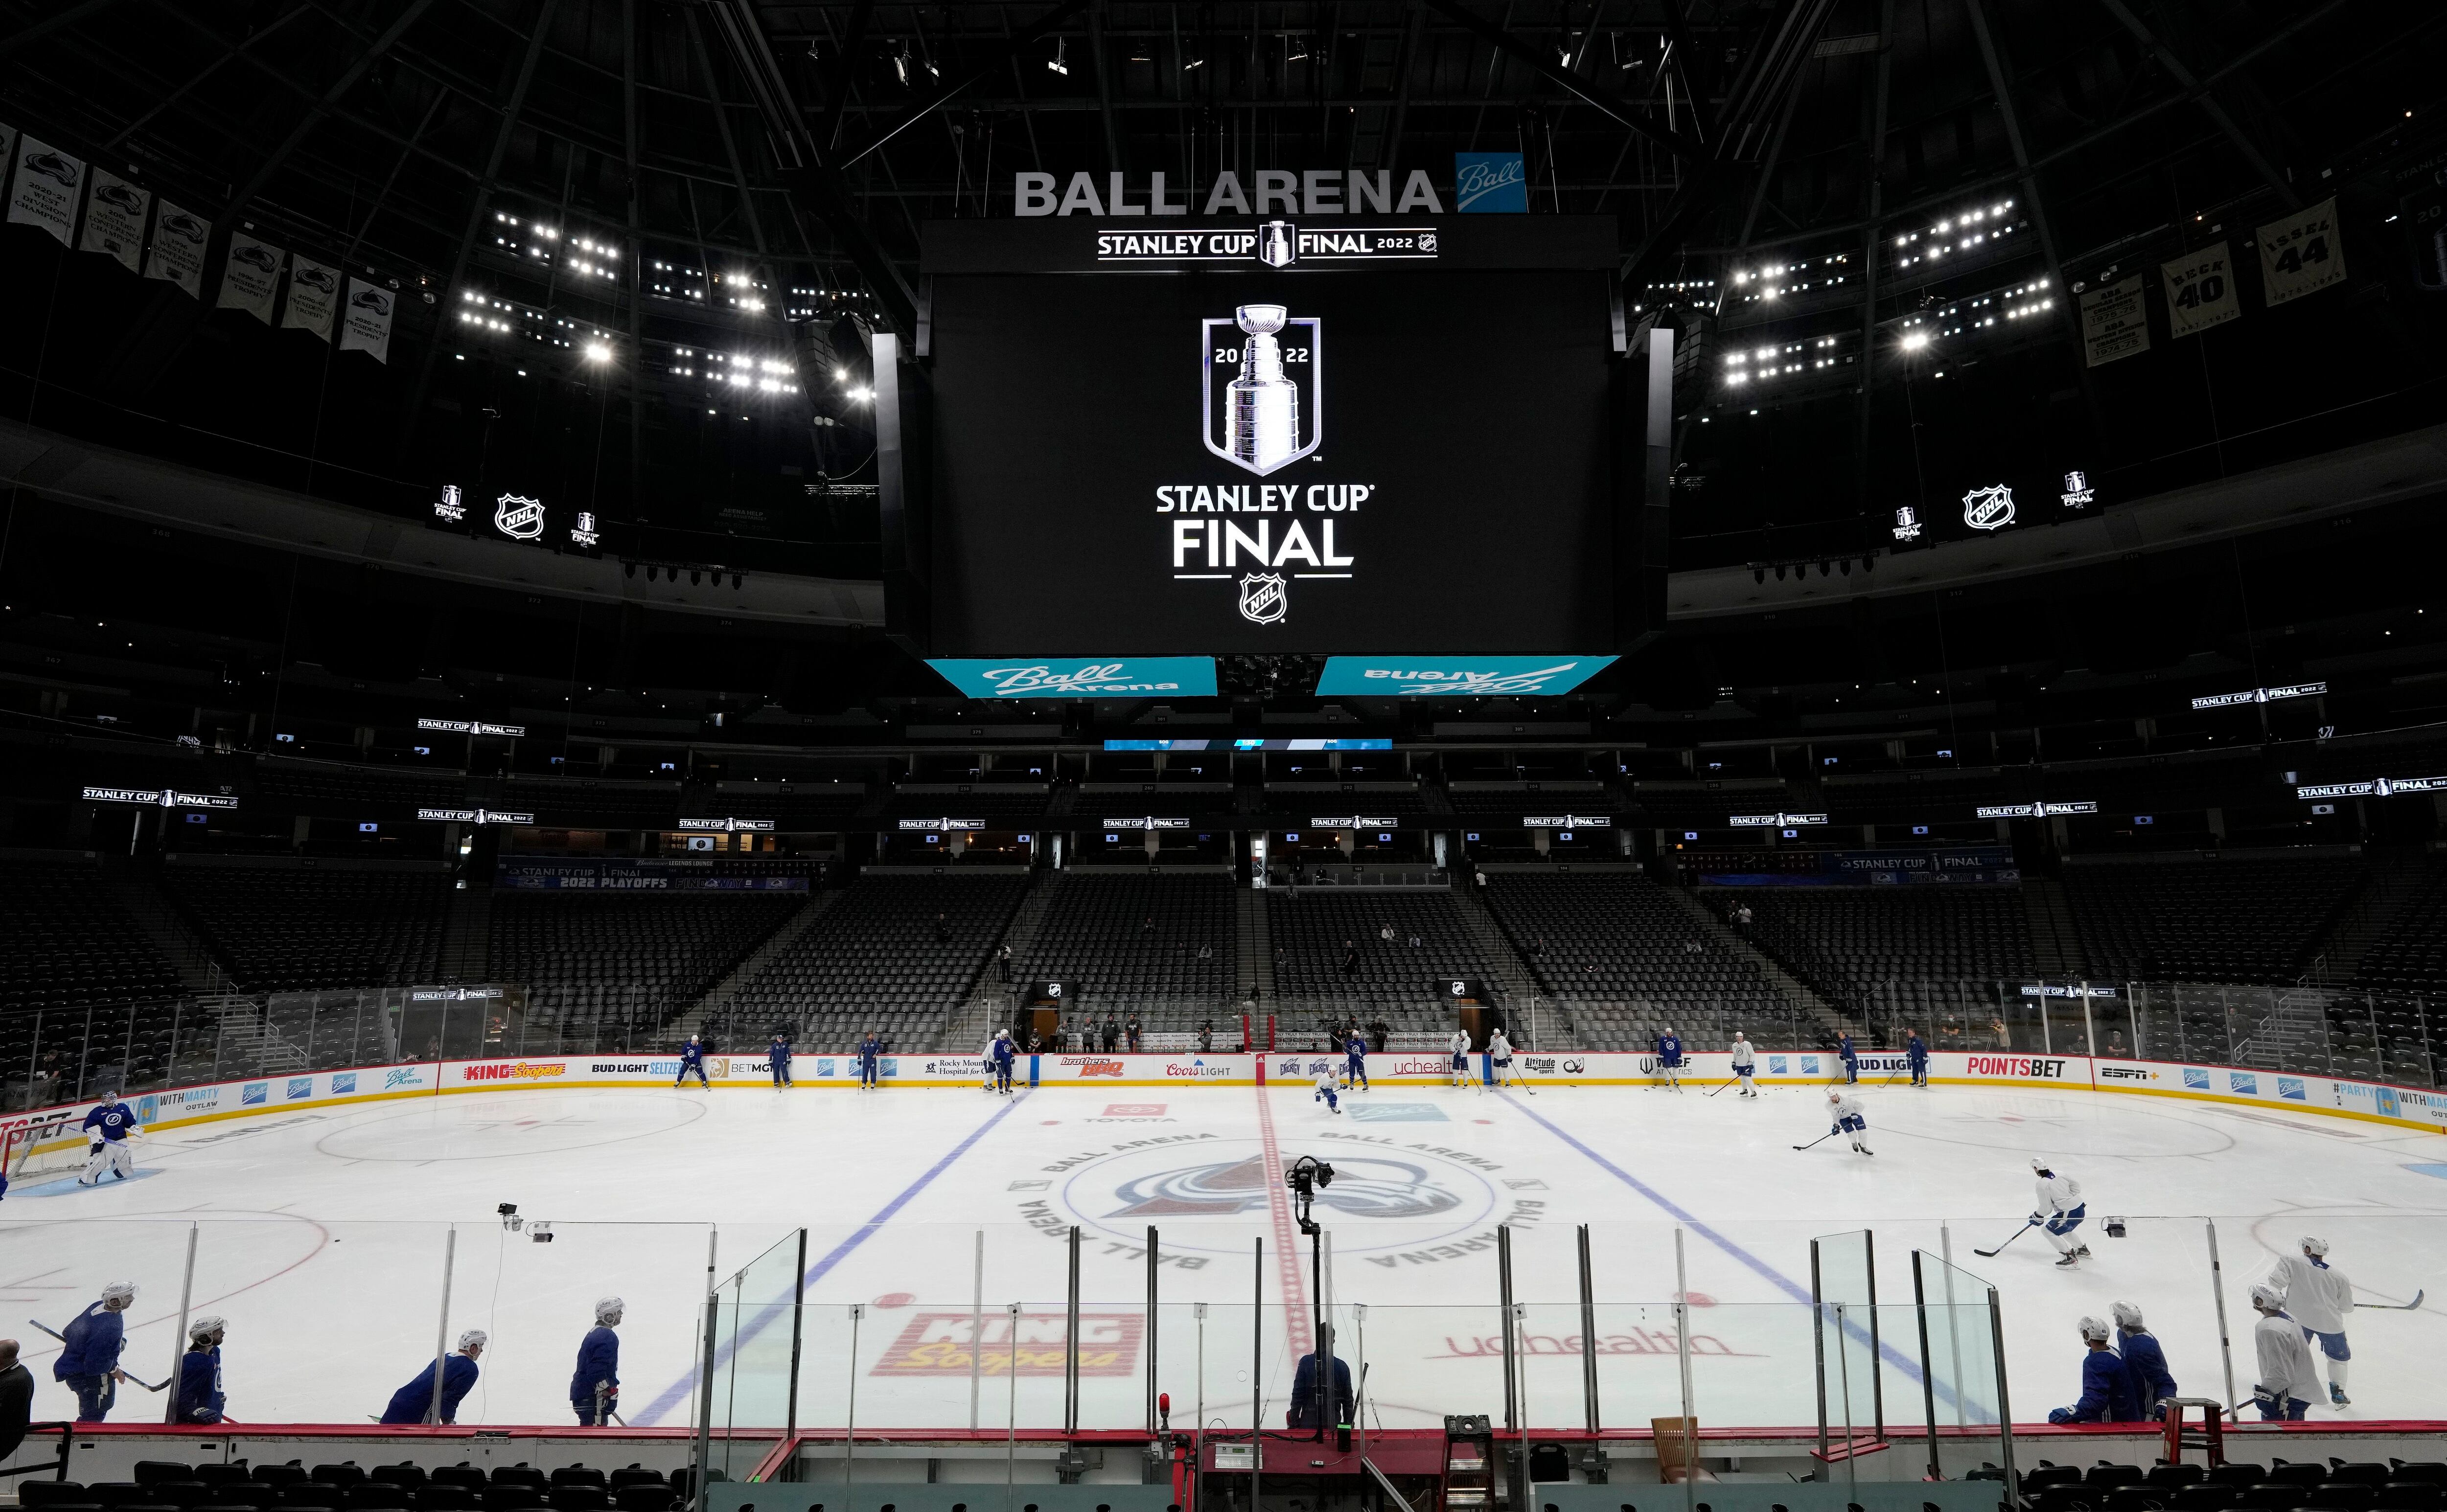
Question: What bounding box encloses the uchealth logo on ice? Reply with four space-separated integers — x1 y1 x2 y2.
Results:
871 1311 1144 1376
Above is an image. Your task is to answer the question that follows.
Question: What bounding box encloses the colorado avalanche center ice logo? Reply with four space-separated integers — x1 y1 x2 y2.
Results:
1203 304 1320 476
1961 483 2016 531
1106 1154 1462 1219
1238 573 1288 626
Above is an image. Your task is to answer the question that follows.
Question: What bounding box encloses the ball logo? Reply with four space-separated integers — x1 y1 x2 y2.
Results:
1105 1154 1463 1219
1962 483 2016 531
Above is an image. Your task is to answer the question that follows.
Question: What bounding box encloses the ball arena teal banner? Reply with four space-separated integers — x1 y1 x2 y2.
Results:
927 657 1220 698
1314 655 1616 697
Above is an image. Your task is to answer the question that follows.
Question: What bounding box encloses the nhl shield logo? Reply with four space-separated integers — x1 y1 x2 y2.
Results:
494 493 547 539
1238 573 1288 625
1203 305 1321 476
1961 483 2016 531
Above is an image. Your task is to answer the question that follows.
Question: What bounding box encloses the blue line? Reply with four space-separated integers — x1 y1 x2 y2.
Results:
637 1089 1032 1425
1498 1092 1990 1423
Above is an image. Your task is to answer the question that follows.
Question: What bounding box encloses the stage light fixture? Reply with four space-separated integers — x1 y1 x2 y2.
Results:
1048 39 1069 74
690 570 702 586
1754 567 1765 584
1774 564 1787 580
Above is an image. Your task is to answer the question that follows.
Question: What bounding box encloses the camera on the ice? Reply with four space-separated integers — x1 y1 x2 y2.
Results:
2104 1215 2128 1238
498 1202 523 1233
1283 1156 1334 1197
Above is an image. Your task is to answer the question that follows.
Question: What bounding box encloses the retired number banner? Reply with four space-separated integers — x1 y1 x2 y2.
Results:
2257 197 2346 306
2161 242 2239 339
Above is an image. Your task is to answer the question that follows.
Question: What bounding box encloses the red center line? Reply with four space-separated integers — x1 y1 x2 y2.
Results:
1250 1074 1314 1365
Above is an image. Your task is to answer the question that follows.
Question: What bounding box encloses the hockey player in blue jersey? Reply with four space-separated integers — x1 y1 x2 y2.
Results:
381 1330 485 1424
571 1296 622 1425
1905 1029 1929 1087
2047 1316 2141 1423
79 1091 140 1185
1343 1031 1370 1091
53 1280 135 1420
673 1035 708 1089
856 1032 882 1091
1313 1061 1341 1115
991 1031 1016 1095
1654 1029 1684 1091
1837 1031 1859 1084
175 1315 227 1425
2112 1301 2178 1420
768 1033 792 1089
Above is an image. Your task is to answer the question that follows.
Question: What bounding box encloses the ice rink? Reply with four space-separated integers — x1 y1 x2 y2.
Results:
5 1073 2444 1438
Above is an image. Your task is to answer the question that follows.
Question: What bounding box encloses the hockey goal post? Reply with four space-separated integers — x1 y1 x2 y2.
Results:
3 1114 93 1187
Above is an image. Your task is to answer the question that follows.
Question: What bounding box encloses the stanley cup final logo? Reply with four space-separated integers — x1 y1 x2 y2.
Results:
1203 303 1320 476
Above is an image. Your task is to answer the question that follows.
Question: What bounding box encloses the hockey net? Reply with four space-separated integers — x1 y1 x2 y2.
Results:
3 1115 93 1187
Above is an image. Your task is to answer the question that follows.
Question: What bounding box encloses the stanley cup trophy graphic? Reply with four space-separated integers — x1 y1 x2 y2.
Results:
1226 304 1300 474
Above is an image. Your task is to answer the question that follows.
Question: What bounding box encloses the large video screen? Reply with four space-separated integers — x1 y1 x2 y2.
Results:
919 218 1624 656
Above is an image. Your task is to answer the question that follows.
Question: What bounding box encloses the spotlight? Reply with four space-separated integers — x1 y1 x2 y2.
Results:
1819 560 1831 577
1840 559 1851 576
1775 564 1787 580
731 573 743 589
1862 554 1875 573
1754 567 1766 584
690 570 702 586
1048 38 1069 74
624 562 636 579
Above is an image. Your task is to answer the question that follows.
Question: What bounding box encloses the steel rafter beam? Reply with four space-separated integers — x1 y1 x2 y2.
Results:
224 0 441 221
839 0 1091 170
701 0 918 337
0 0 128 59
1418 0 1697 160
1962 0 2100 436
1683 0 2353 258
2093 0 2300 212
397 0 564 461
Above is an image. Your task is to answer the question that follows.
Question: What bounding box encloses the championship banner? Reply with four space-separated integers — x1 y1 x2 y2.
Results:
338 276 395 362
2078 274 2149 367
2161 242 2239 338
282 256 340 341
144 199 208 297
218 234 285 322
78 168 149 273
7 134 85 247
2257 197 2345 306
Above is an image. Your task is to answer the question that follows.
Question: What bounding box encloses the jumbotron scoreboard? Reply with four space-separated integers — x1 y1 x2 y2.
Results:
874 173 1668 662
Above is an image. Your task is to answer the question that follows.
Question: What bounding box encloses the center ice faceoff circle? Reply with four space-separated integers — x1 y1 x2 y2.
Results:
1047 1135 1505 1255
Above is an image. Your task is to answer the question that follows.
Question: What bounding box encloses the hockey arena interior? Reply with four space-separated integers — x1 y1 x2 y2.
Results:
3 0 2447 1510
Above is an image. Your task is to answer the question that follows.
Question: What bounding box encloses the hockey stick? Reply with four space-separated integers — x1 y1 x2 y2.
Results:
1792 1131 1837 1151
2361 1288 2425 1310
1972 1224 2034 1260
1708 1076 1736 1097
27 1321 167 1392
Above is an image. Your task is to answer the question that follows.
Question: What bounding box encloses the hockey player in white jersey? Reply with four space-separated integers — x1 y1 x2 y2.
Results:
1730 1032 1758 1098
2269 1235 2355 1404
1313 1061 1342 1115
1825 1090 1872 1154
1487 1029 1522 1088
1448 1029 1473 1088
2031 1159 2090 1268
2249 1282 2322 1420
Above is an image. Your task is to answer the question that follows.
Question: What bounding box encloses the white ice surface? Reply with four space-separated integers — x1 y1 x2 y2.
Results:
4 1078 2443 1436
